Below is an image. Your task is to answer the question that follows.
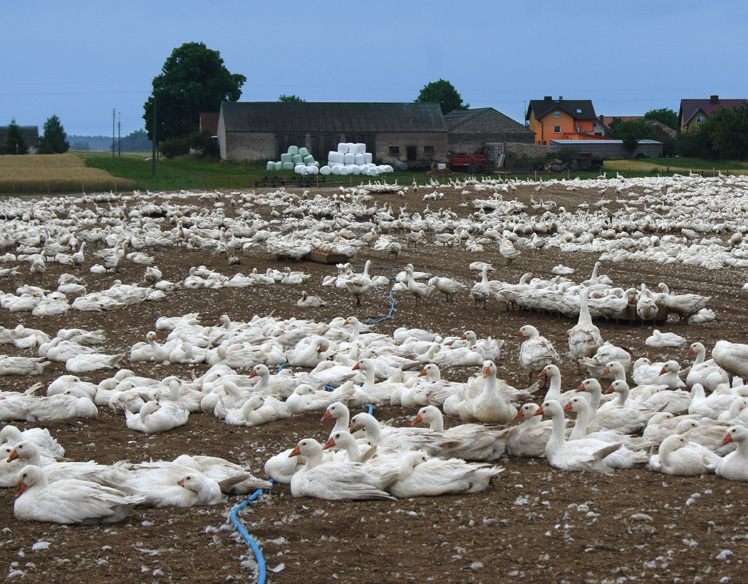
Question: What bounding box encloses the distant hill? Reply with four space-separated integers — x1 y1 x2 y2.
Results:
69 129 152 152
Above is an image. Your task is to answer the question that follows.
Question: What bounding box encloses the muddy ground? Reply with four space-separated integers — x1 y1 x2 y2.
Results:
1 180 748 583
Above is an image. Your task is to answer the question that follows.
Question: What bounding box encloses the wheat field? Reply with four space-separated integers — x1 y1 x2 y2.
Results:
0 153 136 194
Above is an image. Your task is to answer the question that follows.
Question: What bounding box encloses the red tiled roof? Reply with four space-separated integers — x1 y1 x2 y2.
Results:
200 113 220 136
680 98 746 126
599 116 642 130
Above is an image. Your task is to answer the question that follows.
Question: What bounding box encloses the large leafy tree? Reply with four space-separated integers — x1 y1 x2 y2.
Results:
415 79 469 115
607 118 659 150
644 108 679 131
278 94 305 103
4 119 28 154
708 104 748 160
143 42 246 142
39 115 69 154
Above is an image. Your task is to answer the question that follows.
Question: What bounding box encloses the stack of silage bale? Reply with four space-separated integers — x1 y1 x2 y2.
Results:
266 145 320 175
321 143 394 177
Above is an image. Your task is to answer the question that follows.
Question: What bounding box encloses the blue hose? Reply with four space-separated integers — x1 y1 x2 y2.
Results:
229 479 275 584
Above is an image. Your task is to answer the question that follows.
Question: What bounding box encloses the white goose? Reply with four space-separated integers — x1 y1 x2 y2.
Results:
534 399 621 474
504 403 553 458
686 342 729 391
717 426 748 481
288 438 395 500
0 424 65 458
648 434 720 476
459 361 517 424
124 399 189 433
565 289 603 365
14 465 143 524
518 325 559 385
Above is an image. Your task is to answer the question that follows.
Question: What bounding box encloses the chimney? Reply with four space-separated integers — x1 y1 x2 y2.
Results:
559 96 563 101
710 95 719 104
544 96 552 101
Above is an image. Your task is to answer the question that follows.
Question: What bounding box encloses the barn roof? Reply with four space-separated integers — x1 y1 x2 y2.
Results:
220 102 447 133
444 107 533 134
679 96 747 126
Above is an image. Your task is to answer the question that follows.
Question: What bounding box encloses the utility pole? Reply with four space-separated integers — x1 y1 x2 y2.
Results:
112 108 115 158
118 112 121 157
151 98 157 176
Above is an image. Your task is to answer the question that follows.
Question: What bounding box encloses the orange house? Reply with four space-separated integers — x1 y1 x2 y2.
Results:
526 96 602 145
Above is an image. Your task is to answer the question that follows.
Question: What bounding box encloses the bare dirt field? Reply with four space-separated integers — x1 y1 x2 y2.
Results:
2 178 748 583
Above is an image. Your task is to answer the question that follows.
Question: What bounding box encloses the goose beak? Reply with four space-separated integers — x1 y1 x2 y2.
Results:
248 370 257 379
322 437 335 450
418 368 428 377
7 449 19 463
562 402 573 412
517 332 524 339
178 478 185 487
686 348 694 356
601 366 610 376
538 369 547 378
352 362 360 371
533 407 544 416
576 383 586 392
605 385 615 394
288 445 301 458
460 334 467 340
320 410 332 422
343 319 350 325
482 366 491 378
721 433 733 447
513 410 525 420
659 367 667 375
563 331 569 338
15 480 28 498
412 414 423 426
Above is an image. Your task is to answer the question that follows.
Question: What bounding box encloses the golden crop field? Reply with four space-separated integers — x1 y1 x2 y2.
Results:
0 153 136 194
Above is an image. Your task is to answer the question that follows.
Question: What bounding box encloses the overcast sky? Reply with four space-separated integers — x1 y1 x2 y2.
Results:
3 0 746 137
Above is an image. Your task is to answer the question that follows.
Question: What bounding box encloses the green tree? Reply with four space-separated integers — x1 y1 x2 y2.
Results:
4 119 28 154
415 79 469 115
278 94 305 103
39 115 69 154
143 42 246 143
607 118 659 151
709 104 748 160
644 108 679 130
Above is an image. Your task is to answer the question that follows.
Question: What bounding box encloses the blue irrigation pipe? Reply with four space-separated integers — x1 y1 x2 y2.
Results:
229 479 275 584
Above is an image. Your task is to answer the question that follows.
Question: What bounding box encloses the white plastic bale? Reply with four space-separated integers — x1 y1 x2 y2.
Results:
282 161 295 170
328 151 344 165
320 165 332 175
306 165 319 175
344 153 355 165
366 167 379 176
364 153 373 164
378 165 394 173
337 143 349 154
280 153 292 163
299 147 309 157
303 154 315 164
266 161 275 171
294 164 306 174
354 154 366 165
274 161 283 171
353 143 366 155
351 165 362 175
292 154 303 164
287 145 299 156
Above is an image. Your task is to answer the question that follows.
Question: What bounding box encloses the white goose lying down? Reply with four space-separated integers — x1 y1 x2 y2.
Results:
14 465 143 524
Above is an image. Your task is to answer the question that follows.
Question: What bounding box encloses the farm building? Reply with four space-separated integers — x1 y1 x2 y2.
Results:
217 102 448 167
679 95 747 133
526 97 604 144
550 139 663 159
444 107 535 166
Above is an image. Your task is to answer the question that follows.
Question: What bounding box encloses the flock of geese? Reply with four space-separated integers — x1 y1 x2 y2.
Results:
1 172 748 523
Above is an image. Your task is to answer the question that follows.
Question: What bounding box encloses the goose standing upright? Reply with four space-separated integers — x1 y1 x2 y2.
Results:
566 289 603 367
470 265 491 309
518 325 559 385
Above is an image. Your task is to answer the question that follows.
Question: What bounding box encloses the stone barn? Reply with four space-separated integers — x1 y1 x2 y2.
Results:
218 102 448 167
444 107 535 165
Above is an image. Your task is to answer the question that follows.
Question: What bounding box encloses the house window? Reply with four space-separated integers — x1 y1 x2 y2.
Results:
696 115 705 124
554 111 561 118
389 146 400 155
423 145 434 157
553 126 561 133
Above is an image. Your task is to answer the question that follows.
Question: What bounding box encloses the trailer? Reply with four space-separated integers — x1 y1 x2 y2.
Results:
448 153 493 173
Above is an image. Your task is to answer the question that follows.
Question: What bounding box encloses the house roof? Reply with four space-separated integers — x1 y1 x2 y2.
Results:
680 97 747 126
220 102 447 133
527 98 597 121
200 113 219 136
599 116 642 130
444 107 533 134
